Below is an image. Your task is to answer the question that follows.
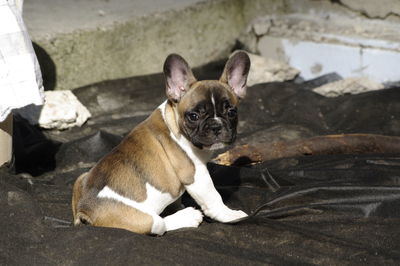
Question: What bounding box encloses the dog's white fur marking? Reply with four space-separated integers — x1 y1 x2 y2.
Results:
98 183 176 215
159 101 247 223
163 207 203 231
211 93 217 119
98 183 186 235
208 143 226 151
158 100 168 117
211 93 222 123
151 216 167 235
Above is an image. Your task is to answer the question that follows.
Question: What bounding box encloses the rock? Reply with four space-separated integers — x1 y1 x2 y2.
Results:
15 90 91 130
312 77 384 97
246 53 300 86
252 17 271 36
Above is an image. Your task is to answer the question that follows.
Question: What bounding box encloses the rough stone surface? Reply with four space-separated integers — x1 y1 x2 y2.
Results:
24 0 284 91
252 17 272 36
250 13 400 50
24 0 243 91
22 0 400 91
340 0 400 19
24 0 204 38
246 53 299 86
312 77 384 97
282 0 400 21
15 91 91 129
242 11 400 82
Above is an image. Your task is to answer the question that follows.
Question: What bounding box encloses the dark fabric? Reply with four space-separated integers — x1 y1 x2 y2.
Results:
1 64 400 265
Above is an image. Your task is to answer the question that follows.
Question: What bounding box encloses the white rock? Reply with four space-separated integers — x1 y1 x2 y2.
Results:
312 77 384 97
15 90 91 129
252 17 271 36
246 53 300 86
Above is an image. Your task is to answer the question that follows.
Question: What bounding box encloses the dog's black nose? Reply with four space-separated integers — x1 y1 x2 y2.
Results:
209 121 222 135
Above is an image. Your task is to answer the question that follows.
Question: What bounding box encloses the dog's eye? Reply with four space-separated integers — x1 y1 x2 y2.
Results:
223 100 231 109
227 108 237 118
187 112 200 122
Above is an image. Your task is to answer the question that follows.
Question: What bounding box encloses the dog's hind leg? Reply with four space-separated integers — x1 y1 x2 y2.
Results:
74 191 203 235
75 202 203 235
75 199 156 234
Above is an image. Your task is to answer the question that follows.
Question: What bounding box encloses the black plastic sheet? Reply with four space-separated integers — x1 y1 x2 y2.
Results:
1 64 400 264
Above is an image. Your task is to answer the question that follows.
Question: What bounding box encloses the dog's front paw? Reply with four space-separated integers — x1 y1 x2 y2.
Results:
222 209 248 223
210 208 248 223
164 207 203 231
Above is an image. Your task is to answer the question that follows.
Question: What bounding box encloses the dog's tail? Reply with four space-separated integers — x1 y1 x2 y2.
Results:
71 172 92 225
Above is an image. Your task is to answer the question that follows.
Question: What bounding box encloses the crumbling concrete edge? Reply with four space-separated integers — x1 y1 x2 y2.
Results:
334 0 400 20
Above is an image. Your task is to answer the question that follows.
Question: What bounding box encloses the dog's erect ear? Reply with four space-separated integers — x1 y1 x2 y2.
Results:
163 54 197 102
220 51 251 99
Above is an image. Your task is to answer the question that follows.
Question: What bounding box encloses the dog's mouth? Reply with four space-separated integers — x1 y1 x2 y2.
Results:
183 127 236 150
203 142 227 151
192 136 235 150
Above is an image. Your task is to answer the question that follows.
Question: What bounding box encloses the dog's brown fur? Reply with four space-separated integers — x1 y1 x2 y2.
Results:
72 102 196 233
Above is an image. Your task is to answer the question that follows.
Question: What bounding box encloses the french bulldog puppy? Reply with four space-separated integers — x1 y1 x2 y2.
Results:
72 51 251 235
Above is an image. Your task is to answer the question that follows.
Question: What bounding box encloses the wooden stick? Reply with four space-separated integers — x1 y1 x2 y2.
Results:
214 134 400 166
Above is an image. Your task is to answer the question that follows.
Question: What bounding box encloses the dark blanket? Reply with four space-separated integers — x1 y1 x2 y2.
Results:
1 61 400 265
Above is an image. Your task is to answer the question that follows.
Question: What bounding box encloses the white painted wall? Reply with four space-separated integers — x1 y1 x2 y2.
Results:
259 36 400 83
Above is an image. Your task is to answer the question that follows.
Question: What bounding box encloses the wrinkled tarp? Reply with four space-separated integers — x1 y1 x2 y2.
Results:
1 61 400 265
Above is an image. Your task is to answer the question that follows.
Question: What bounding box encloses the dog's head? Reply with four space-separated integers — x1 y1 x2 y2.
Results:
163 51 251 149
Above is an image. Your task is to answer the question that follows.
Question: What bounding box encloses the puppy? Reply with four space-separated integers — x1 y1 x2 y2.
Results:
72 51 251 235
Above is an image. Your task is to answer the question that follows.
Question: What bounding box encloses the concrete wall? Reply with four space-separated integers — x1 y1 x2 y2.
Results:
241 0 400 83
25 0 285 91
25 0 400 90
281 0 400 21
